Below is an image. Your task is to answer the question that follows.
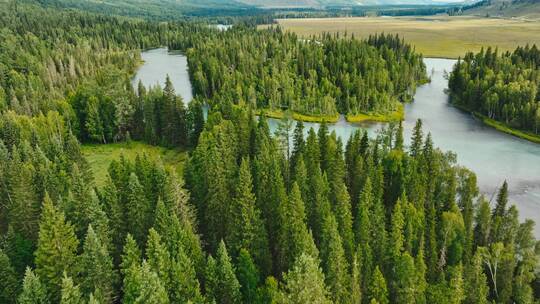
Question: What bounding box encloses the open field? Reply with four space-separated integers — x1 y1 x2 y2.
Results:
272 16 540 58
82 141 188 186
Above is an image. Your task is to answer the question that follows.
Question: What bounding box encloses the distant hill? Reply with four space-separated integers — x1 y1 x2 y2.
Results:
237 0 465 8
37 0 468 13
35 0 253 18
460 0 540 19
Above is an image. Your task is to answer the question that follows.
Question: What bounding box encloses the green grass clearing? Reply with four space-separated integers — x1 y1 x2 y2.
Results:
82 141 188 186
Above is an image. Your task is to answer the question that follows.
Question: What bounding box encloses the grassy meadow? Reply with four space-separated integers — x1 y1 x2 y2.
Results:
82 141 188 186
271 16 540 58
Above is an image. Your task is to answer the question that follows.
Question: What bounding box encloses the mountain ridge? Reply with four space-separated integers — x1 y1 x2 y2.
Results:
460 0 540 19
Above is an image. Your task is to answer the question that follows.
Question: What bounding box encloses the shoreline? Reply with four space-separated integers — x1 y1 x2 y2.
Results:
452 103 540 144
255 104 405 124
346 104 404 123
255 109 340 123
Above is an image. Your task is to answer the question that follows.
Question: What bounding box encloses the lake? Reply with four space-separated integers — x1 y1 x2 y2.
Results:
132 48 193 103
134 48 540 236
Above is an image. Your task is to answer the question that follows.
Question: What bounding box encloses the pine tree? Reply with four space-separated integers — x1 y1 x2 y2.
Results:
169 247 204 304
320 214 349 304
79 225 116 302
99 176 124 263
390 199 405 258
136 261 170 304
394 121 404 151
204 254 219 303
0 249 19 304
355 177 374 289
290 120 305 174
35 195 79 302
350 252 362 304
120 234 141 277
18 268 48 304
448 265 465 304
145 229 171 295
464 252 489 304
281 253 332 304
236 249 260 303
414 247 427 304
60 274 84 304
85 96 105 143
206 241 242 304
392 253 416 304
229 158 271 275
410 119 423 157
277 183 319 274
369 266 389 304
491 181 509 243
318 123 329 172
204 136 233 251
125 173 150 245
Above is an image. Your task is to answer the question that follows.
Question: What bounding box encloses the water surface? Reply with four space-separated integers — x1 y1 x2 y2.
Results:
134 50 540 236
132 48 193 103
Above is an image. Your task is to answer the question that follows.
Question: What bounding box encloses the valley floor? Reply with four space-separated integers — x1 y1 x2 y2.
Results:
270 16 540 58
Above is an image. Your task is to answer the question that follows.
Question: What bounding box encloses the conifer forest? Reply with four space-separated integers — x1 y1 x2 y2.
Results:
0 1 539 304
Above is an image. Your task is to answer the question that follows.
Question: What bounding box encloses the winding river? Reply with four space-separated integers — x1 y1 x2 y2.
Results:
134 48 540 236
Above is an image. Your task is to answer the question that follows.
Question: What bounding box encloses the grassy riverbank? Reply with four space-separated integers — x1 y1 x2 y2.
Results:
452 103 540 144
256 104 404 124
475 114 540 144
271 16 540 58
256 109 340 123
82 141 188 186
346 104 404 123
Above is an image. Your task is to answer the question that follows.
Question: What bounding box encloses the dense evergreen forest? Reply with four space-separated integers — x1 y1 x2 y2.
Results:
0 1 539 304
448 45 540 134
187 28 428 119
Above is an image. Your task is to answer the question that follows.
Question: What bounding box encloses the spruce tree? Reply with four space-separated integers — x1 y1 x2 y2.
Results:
126 173 150 245
206 241 242 304
169 247 204 304
410 119 423 157
35 195 79 302
60 274 84 304
320 214 349 304
392 253 416 304
369 266 389 304
18 268 48 304
136 261 170 304
229 158 271 275
464 252 489 304
236 249 260 303
0 249 19 304
145 229 171 295
277 183 318 273
394 121 404 151
120 234 141 277
281 253 331 304
99 176 124 263
290 120 305 174
79 225 116 302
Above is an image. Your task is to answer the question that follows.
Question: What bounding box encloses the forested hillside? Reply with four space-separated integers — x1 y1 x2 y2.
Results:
188 28 427 121
0 1 539 304
448 45 540 137
0 1 212 144
453 0 540 19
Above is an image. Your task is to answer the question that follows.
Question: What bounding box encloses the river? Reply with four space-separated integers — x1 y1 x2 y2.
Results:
134 48 540 236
